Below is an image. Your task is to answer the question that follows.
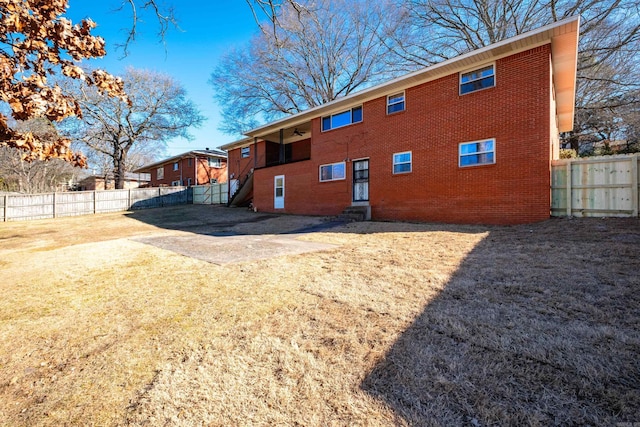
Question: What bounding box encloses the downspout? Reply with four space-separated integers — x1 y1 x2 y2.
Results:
194 155 198 185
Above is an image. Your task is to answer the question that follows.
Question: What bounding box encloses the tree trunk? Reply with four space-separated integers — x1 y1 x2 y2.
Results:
114 151 127 190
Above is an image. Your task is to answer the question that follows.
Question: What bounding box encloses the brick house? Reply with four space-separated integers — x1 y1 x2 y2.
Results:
77 172 150 190
135 149 228 187
220 18 579 225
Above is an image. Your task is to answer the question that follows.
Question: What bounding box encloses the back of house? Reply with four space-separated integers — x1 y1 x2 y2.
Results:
222 17 579 225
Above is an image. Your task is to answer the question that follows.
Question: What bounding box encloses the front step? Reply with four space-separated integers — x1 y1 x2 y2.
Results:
338 206 370 222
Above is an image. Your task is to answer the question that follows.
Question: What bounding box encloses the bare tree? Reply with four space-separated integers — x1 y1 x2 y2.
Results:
63 68 204 189
212 0 398 135
391 0 640 153
112 0 179 56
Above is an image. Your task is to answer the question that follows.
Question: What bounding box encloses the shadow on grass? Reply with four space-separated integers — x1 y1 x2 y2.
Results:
124 204 492 237
361 219 640 425
125 205 280 234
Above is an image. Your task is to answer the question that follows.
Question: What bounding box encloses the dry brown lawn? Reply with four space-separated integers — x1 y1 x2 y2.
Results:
0 205 638 426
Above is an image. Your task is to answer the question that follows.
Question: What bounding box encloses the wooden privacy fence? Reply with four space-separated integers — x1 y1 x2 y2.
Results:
551 154 639 218
192 183 228 205
0 184 216 221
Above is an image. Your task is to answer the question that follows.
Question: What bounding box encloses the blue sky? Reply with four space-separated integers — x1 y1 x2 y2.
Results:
67 1 259 156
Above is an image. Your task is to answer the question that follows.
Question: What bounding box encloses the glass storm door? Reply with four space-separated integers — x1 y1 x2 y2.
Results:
352 159 369 202
274 175 285 209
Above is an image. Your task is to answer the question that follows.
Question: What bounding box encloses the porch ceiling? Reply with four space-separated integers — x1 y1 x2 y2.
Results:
260 120 312 144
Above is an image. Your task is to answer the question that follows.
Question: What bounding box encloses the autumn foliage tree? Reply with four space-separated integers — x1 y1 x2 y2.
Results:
0 0 127 166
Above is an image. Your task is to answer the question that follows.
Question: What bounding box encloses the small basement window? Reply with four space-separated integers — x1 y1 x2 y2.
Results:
459 139 495 167
321 106 362 131
319 162 346 182
387 92 405 114
171 180 181 186
241 146 250 158
393 151 412 174
460 64 495 95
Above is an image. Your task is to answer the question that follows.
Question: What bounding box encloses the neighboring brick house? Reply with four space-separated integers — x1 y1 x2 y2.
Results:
77 172 150 191
135 149 228 187
220 18 580 225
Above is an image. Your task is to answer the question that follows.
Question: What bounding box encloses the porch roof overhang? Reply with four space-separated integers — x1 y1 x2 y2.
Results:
236 16 579 140
219 137 253 152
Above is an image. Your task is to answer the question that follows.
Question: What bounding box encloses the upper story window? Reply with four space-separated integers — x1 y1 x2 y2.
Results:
241 146 250 158
321 106 362 131
387 92 405 114
393 151 412 174
319 162 346 182
157 167 164 180
173 162 179 171
459 139 495 167
208 158 222 168
188 158 192 167
460 64 495 95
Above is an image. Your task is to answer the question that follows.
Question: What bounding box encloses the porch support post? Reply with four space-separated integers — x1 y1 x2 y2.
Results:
254 137 258 168
279 128 284 164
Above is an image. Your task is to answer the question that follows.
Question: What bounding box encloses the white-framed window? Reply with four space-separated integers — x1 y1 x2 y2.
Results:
173 162 179 171
321 106 363 131
171 180 181 186
187 178 192 186
393 151 412 174
319 162 346 182
387 92 405 114
459 139 495 167
460 64 495 95
208 157 222 168
241 146 250 158
156 167 164 180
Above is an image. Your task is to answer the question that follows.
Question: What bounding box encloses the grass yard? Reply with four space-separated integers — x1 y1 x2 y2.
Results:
0 205 638 426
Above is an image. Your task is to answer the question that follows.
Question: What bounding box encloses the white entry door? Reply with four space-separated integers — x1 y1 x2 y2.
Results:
274 175 285 209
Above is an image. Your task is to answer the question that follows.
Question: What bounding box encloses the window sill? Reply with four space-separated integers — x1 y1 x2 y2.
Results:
459 85 495 96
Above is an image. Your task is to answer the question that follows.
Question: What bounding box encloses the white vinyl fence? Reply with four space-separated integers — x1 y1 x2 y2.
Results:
551 154 639 218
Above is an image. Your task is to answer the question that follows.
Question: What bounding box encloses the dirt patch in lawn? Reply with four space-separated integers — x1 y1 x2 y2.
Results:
0 207 638 426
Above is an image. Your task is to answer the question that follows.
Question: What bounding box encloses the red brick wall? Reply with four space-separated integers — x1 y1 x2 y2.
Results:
196 158 227 184
253 45 553 225
145 156 227 187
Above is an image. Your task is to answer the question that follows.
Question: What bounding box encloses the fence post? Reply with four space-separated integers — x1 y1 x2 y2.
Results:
128 188 132 210
632 155 638 217
565 161 572 217
93 191 97 214
3 194 7 222
159 187 163 207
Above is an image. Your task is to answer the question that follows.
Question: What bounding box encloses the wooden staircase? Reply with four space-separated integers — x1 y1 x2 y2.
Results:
228 170 254 207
